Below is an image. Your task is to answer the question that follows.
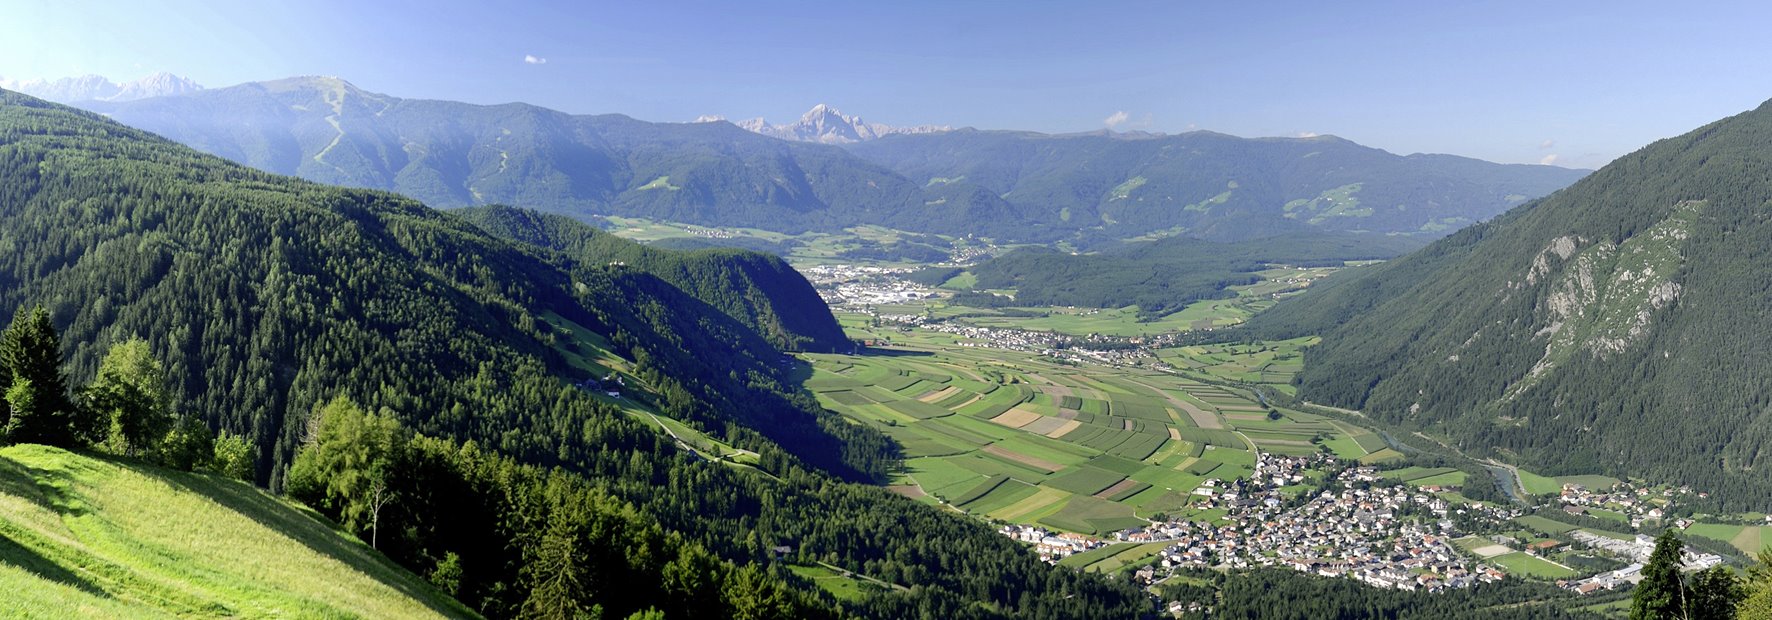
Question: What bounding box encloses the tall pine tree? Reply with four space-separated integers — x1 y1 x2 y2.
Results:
0 306 83 446
1632 530 1685 620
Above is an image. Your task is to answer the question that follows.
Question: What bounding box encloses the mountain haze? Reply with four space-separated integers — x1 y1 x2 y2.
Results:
1 72 203 103
80 77 1587 242
847 128 1591 242
1248 98 1772 505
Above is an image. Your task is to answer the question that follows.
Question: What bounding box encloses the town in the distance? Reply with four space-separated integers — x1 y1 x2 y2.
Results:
8 4 1772 618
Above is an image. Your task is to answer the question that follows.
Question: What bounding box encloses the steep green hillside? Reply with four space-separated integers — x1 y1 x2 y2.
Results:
0 444 471 618
81 78 1584 243
0 88 872 483
457 205 849 352
966 231 1424 316
1247 98 1772 506
0 90 1152 617
848 128 1589 241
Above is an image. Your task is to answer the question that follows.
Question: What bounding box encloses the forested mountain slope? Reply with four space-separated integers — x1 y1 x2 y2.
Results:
457 205 848 352
0 88 864 483
1246 98 1772 506
964 231 1425 316
0 89 1152 618
847 128 1590 241
82 77 1586 243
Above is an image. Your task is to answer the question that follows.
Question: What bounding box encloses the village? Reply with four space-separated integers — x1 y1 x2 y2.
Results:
994 449 1736 605
999 453 1517 593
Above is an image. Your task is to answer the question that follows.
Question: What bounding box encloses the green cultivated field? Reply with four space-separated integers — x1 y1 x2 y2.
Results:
0 445 471 619
1684 522 1771 555
808 312 1381 534
1489 552 1577 579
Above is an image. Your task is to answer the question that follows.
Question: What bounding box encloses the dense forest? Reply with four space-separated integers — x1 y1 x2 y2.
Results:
1245 97 1772 508
1160 568 1600 619
0 89 1154 617
457 205 849 352
964 231 1423 317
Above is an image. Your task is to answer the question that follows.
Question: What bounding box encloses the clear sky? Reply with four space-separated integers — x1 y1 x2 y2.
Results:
4 0 1771 169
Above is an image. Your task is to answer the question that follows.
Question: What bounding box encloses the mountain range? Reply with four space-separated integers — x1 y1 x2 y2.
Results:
848 129 1590 242
71 76 1588 243
0 71 203 103
1247 97 1772 507
702 103 952 143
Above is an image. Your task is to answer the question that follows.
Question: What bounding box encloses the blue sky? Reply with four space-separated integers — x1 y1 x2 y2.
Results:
4 0 1771 169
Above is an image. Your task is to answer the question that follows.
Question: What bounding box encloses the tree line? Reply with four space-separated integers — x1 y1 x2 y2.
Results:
0 305 248 478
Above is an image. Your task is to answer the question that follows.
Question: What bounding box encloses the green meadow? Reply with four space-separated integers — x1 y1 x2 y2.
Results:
0 444 472 619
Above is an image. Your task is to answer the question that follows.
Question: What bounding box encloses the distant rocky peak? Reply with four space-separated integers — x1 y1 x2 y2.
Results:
2 72 203 103
710 104 951 144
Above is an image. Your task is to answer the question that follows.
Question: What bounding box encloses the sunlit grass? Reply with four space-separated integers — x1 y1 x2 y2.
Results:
0 444 474 619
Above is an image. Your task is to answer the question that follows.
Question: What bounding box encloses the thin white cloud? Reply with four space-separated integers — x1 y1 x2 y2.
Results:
1297 131 1320 138
1539 139 1556 150
1539 154 1560 166
524 55 548 65
1104 110 1129 128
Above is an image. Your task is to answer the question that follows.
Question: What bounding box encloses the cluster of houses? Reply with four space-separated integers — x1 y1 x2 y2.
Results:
925 322 1072 353
1070 456 1514 593
1553 481 1688 528
999 524 1104 562
802 264 934 306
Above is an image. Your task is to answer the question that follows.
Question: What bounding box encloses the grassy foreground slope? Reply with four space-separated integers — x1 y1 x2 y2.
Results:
0 444 470 619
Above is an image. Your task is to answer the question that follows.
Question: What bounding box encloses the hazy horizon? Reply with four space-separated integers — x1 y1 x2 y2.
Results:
8 1 1772 169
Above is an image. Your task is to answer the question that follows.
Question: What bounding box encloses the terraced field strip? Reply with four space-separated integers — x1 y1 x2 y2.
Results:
1123 377 1222 429
885 399 953 420
1047 496 1147 534
959 480 1041 514
1046 419 1082 438
990 487 1073 521
1046 467 1129 496
1020 416 1070 436
981 444 1065 473
1094 478 1149 501
917 385 962 403
989 407 1043 429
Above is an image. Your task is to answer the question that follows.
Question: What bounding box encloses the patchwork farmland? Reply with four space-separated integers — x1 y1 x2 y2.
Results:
803 319 1372 535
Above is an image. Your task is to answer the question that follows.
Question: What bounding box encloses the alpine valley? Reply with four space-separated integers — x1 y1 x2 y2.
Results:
2 35 1772 620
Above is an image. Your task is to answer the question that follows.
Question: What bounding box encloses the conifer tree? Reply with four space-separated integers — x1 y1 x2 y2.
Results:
1633 530 1685 620
1685 566 1745 620
0 306 80 446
